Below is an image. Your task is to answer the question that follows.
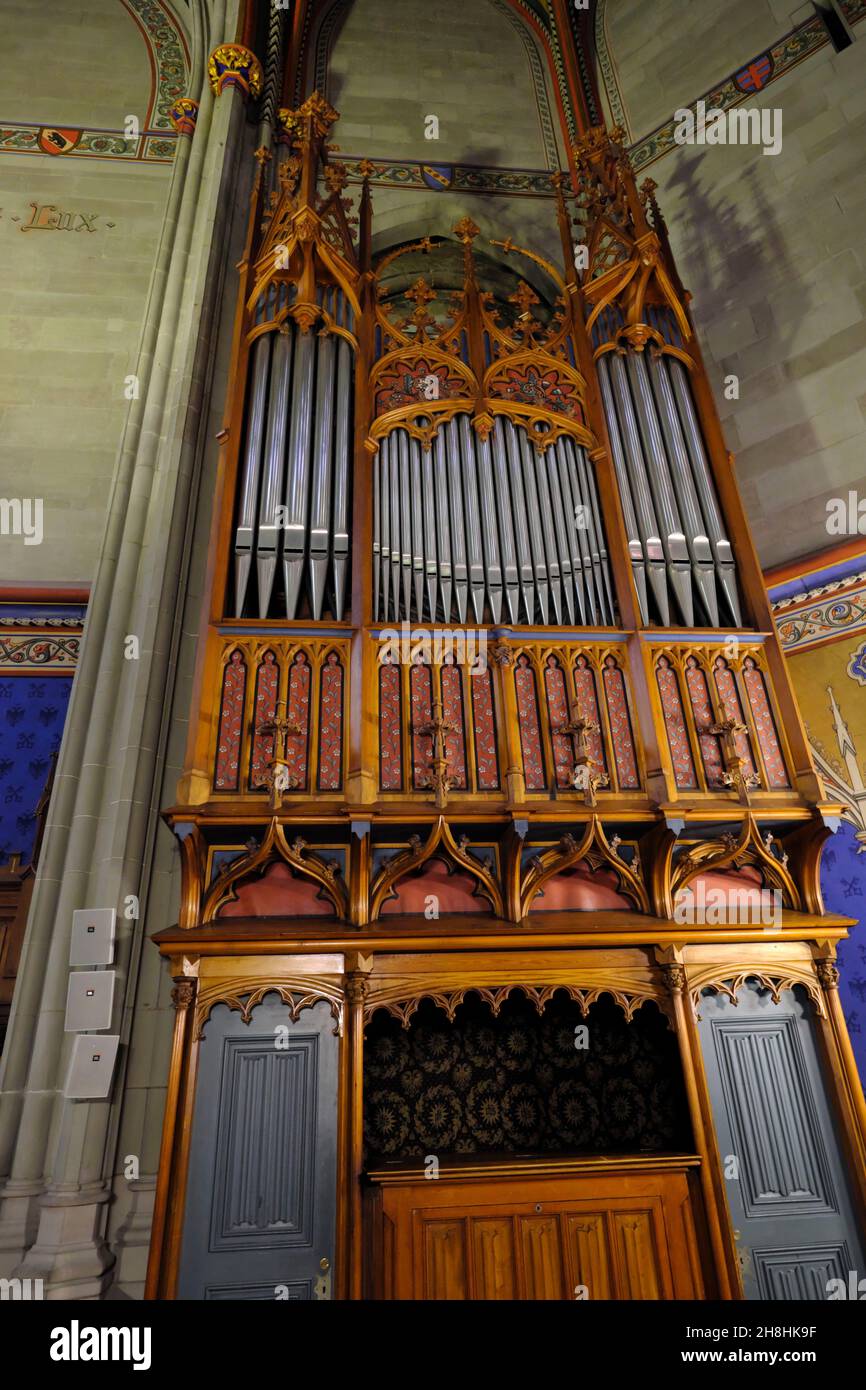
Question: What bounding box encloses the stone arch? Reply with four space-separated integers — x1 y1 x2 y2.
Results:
306 0 565 170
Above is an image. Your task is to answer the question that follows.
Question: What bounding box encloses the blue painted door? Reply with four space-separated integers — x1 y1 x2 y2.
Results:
178 993 339 1300
697 980 865 1299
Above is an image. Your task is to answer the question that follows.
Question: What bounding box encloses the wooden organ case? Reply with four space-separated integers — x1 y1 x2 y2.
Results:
145 98 866 1302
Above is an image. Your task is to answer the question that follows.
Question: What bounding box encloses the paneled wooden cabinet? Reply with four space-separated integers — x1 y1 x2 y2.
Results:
364 1155 708 1299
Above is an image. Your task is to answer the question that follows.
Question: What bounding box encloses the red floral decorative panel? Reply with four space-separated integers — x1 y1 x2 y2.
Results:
374 358 464 416
249 649 279 790
286 651 311 790
515 656 546 791
470 666 500 790
379 662 403 790
410 661 434 790
685 657 725 788
492 364 584 424
544 656 574 789
742 658 790 789
214 649 247 791
602 657 639 789
656 657 697 789
441 661 468 790
713 659 758 781
572 656 607 773
317 651 344 791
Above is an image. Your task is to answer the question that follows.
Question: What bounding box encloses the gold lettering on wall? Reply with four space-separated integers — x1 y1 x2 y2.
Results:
21 203 99 232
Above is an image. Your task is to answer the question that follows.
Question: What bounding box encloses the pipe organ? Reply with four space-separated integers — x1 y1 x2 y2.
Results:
177 98 819 815
149 92 865 1306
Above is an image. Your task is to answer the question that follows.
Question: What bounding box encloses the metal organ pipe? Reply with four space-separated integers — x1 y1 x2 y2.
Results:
626 351 694 625
282 329 316 619
533 445 563 623
490 421 521 624
545 442 575 624
256 325 294 618
503 418 535 623
433 427 453 620
379 436 391 621
475 434 504 625
390 432 401 619
421 443 438 621
518 426 550 623
458 415 487 625
234 333 272 617
371 414 616 628
331 337 352 620
372 446 380 624
397 430 412 617
595 347 743 628
596 355 648 622
232 293 356 621
647 352 719 626
554 439 588 623
607 352 671 625
667 357 742 626
309 333 335 620
409 437 425 620
446 419 469 624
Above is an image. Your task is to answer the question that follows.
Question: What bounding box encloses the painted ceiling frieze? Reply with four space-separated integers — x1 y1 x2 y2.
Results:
772 572 866 655
340 156 557 197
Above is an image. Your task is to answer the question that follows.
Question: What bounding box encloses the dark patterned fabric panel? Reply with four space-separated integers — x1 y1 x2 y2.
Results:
363 993 691 1164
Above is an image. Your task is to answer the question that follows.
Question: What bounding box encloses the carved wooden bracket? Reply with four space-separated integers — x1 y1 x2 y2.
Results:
365 977 673 1030
671 812 801 912
194 975 344 1040
201 816 349 921
518 815 649 919
369 816 504 920
687 966 825 1020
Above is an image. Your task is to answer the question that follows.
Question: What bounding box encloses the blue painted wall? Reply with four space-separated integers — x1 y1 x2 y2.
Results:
0 674 72 865
821 818 866 1089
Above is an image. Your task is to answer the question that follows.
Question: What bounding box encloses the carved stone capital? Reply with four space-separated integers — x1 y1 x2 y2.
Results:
207 44 263 101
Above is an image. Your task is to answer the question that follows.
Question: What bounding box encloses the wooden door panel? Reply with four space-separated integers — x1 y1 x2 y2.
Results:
610 1209 663 1300
697 982 866 1300
367 1159 707 1300
471 1218 516 1299
178 995 339 1300
519 1216 565 1298
562 1212 612 1299
420 1219 468 1299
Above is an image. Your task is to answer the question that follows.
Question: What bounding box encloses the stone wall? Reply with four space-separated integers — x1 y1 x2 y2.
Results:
0 0 182 584
326 0 565 169
598 0 866 566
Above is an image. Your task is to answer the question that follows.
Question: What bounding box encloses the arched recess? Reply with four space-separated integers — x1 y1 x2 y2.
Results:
301 0 568 170
361 990 687 1162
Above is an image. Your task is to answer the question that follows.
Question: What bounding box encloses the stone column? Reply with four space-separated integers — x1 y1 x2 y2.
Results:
0 0 245 1297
